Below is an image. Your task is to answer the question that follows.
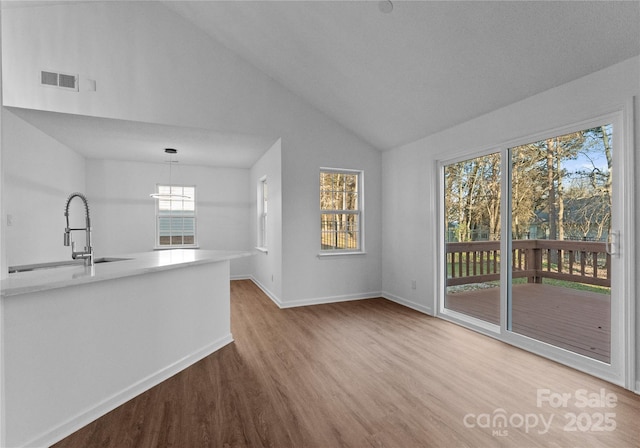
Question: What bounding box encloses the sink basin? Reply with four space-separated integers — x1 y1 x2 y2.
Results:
94 257 131 264
9 260 81 273
8 257 132 273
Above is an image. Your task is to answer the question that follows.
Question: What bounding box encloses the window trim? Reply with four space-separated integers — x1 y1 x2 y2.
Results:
256 175 268 252
319 167 365 255
154 184 198 250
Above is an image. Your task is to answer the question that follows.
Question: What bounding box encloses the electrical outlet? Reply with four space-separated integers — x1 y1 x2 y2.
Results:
411 280 416 290
6 214 13 227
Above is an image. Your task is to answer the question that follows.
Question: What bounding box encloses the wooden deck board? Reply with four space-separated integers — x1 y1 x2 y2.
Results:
446 283 611 362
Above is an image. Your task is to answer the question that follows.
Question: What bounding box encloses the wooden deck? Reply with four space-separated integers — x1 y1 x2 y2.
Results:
446 283 611 363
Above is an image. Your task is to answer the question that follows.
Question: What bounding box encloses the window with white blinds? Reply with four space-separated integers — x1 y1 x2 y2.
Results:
155 185 197 247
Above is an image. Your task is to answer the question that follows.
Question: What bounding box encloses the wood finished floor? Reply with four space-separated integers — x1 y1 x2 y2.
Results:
54 280 640 447
446 283 611 362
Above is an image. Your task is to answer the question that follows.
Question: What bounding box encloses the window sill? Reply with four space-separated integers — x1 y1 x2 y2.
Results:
154 246 200 251
317 251 366 258
255 247 268 254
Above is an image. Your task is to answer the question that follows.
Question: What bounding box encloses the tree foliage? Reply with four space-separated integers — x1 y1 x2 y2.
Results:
445 125 612 242
320 171 360 249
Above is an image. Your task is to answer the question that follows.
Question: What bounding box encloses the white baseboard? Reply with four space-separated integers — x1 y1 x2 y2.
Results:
636 380 640 395
278 291 381 309
231 274 251 281
249 276 283 307
27 334 234 448
382 291 433 315
248 278 379 309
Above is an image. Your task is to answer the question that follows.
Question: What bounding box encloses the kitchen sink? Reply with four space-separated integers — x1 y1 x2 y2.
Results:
94 257 132 264
8 257 132 273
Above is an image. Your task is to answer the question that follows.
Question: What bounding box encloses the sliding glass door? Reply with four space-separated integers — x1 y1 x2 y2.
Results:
508 125 613 363
440 110 632 385
443 152 502 328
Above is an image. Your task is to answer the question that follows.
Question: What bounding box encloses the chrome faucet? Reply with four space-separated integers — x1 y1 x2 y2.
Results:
64 192 94 267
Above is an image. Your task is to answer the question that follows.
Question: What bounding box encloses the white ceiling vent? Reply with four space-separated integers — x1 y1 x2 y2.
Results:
41 70 78 91
41 71 58 86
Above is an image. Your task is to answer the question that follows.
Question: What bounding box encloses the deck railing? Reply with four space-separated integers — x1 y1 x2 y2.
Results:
446 239 610 287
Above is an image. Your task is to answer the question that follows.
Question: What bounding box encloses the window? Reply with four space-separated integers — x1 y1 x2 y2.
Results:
155 185 197 247
257 176 268 250
320 169 363 253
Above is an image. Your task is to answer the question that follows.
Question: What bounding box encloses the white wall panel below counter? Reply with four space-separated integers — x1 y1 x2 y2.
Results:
0 249 250 448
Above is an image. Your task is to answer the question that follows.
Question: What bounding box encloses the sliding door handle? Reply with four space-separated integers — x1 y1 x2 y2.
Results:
606 230 619 257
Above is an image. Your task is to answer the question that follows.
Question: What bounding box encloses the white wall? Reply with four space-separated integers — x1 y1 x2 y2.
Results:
0 11 5 448
382 56 640 387
0 11 5 280
2 108 86 267
250 139 283 299
87 159 251 277
2 2 273 135
1 1 383 304
281 126 383 305
1 1 305 142
380 144 434 314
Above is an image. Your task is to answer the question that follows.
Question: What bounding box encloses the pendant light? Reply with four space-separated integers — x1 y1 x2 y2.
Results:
149 148 191 200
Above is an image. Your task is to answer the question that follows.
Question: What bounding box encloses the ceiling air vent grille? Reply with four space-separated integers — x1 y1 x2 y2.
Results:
41 71 58 86
40 70 78 91
58 73 77 89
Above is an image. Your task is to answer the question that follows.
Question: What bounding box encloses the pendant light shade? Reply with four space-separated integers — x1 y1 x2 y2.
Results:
149 148 191 200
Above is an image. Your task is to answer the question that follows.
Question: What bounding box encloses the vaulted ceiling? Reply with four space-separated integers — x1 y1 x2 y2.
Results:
3 1 639 161
163 0 640 150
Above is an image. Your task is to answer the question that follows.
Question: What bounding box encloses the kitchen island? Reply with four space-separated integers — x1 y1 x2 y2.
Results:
0 249 251 448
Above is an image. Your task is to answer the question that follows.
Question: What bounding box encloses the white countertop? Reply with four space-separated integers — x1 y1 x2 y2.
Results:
1 249 252 297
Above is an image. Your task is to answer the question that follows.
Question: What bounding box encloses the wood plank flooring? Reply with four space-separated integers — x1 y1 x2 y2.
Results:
53 280 640 447
446 283 611 362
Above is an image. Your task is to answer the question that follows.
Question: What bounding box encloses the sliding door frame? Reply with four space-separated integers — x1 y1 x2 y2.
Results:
437 146 503 337
436 99 635 390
